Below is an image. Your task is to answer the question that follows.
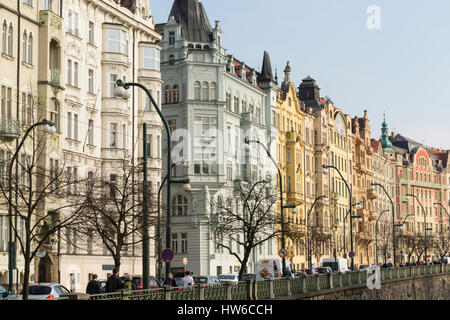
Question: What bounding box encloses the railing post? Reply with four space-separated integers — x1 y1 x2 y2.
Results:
199 284 206 300
316 274 321 291
226 282 233 300
301 276 307 293
338 272 343 287
253 279 258 300
328 272 333 289
164 286 172 301
357 270 361 284
286 278 292 296
269 278 275 299
388 268 392 279
62 293 90 300
246 279 253 300
121 290 131 300
348 271 352 285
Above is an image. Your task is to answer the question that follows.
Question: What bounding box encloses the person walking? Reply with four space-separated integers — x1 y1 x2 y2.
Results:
86 274 101 294
164 273 178 287
106 268 123 293
180 271 194 288
123 275 133 290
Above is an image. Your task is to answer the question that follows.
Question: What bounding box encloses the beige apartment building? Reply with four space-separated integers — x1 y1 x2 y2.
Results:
0 0 162 292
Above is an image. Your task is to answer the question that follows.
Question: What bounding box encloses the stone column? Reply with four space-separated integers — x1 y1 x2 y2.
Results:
357 270 361 284
316 274 321 291
199 284 206 300
301 276 307 293
253 279 258 300
226 282 233 300
348 272 352 285
328 272 333 289
338 272 343 287
269 278 275 299
164 285 172 300
246 279 253 300
286 278 291 296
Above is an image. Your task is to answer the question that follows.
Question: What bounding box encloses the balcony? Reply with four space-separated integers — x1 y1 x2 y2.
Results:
0 118 20 141
368 211 377 221
50 68 61 86
39 10 63 31
367 188 377 200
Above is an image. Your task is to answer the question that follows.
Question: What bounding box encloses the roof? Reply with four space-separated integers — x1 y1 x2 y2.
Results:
169 0 213 43
257 51 274 83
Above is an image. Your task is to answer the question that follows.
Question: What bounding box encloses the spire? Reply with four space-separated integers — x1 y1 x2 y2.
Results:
169 0 213 43
258 51 274 83
281 61 292 92
381 113 394 151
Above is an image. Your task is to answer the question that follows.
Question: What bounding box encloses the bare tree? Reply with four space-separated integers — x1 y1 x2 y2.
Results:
433 228 450 260
76 160 157 272
210 179 278 281
378 221 393 264
0 125 89 299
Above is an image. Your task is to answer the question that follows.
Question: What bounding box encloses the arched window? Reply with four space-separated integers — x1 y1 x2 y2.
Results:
202 82 209 101
172 195 188 216
27 33 33 64
164 85 172 103
194 81 201 100
2 21 6 53
209 82 216 101
22 31 27 62
173 84 179 103
8 23 13 56
169 54 175 65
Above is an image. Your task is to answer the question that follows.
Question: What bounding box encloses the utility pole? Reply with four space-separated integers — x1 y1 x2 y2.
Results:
142 123 150 290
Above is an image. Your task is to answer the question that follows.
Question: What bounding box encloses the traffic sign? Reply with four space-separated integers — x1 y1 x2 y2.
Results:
349 251 355 259
278 248 288 258
161 248 174 263
183 257 188 265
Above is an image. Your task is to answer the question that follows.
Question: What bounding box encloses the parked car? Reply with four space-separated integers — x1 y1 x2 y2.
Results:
121 275 161 290
305 268 320 275
316 267 333 274
242 273 265 281
24 283 71 300
320 258 349 273
193 276 221 287
218 274 239 284
0 284 18 300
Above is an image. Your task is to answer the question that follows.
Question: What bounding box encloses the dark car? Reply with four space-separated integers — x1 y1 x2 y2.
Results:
316 267 332 274
193 276 221 287
0 284 18 300
243 273 265 281
305 268 319 275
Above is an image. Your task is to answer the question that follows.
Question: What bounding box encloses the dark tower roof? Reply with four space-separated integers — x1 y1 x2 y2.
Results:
298 76 322 109
257 51 274 83
169 0 213 43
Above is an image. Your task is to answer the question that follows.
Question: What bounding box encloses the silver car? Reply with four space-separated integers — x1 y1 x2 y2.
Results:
25 283 71 300
218 274 239 284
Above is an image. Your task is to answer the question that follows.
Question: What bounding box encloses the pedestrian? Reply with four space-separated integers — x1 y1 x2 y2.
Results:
123 275 133 290
180 271 194 288
164 273 178 287
105 268 123 293
86 274 101 294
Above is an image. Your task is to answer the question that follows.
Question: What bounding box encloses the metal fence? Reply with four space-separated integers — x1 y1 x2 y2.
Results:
82 265 450 301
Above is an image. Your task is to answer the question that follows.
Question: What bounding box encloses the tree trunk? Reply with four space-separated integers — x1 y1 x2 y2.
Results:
238 250 251 281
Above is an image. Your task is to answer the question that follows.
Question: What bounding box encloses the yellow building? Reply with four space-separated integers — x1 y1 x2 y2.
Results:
275 62 306 269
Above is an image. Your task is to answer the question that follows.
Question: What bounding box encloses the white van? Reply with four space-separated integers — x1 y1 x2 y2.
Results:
257 258 291 278
442 257 450 264
320 257 349 273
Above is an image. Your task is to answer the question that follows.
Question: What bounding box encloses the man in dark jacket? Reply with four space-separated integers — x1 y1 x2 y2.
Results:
106 269 123 293
164 273 178 287
86 274 101 294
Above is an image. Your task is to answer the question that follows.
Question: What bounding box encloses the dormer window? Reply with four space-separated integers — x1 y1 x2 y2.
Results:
169 31 175 46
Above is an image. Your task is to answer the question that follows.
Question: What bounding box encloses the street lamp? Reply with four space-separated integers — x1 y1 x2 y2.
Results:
322 164 355 270
116 79 174 286
371 183 397 266
8 119 55 293
375 209 390 266
306 195 328 269
244 137 296 275
406 194 430 263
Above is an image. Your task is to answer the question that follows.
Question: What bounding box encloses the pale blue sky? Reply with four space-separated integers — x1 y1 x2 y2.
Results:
150 0 450 149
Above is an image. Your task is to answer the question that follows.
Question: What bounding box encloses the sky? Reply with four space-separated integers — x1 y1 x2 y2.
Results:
149 0 450 149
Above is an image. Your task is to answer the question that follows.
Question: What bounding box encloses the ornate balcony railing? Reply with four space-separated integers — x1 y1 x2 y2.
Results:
0 118 20 140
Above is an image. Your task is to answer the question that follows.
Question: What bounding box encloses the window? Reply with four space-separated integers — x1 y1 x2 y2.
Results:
73 114 78 140
44 0 53 11
88 69 94 93
194 81 201 100
88 21 94 44
209 82 216 100
49 159 59 190
27 33 33 64
67 112 72 138
181 233 187 253
2 21 6 54
164 85 172 103
67 59 72 85
169 54 175 65
23 0 32 6
172 195 188 216
49 99 59 131
172 233 178 253
202 82 209 101
110 123 117 148
193 116 218 175
73 61 78 87
87 120 94 145
7 23 13 56
22 31 27 62
142 47 160 70
110 74 117 97
109 174 116 199
173 85 179 103
107 28 127 54
168 31 175 46
122 124 127 149
145 133 152 158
